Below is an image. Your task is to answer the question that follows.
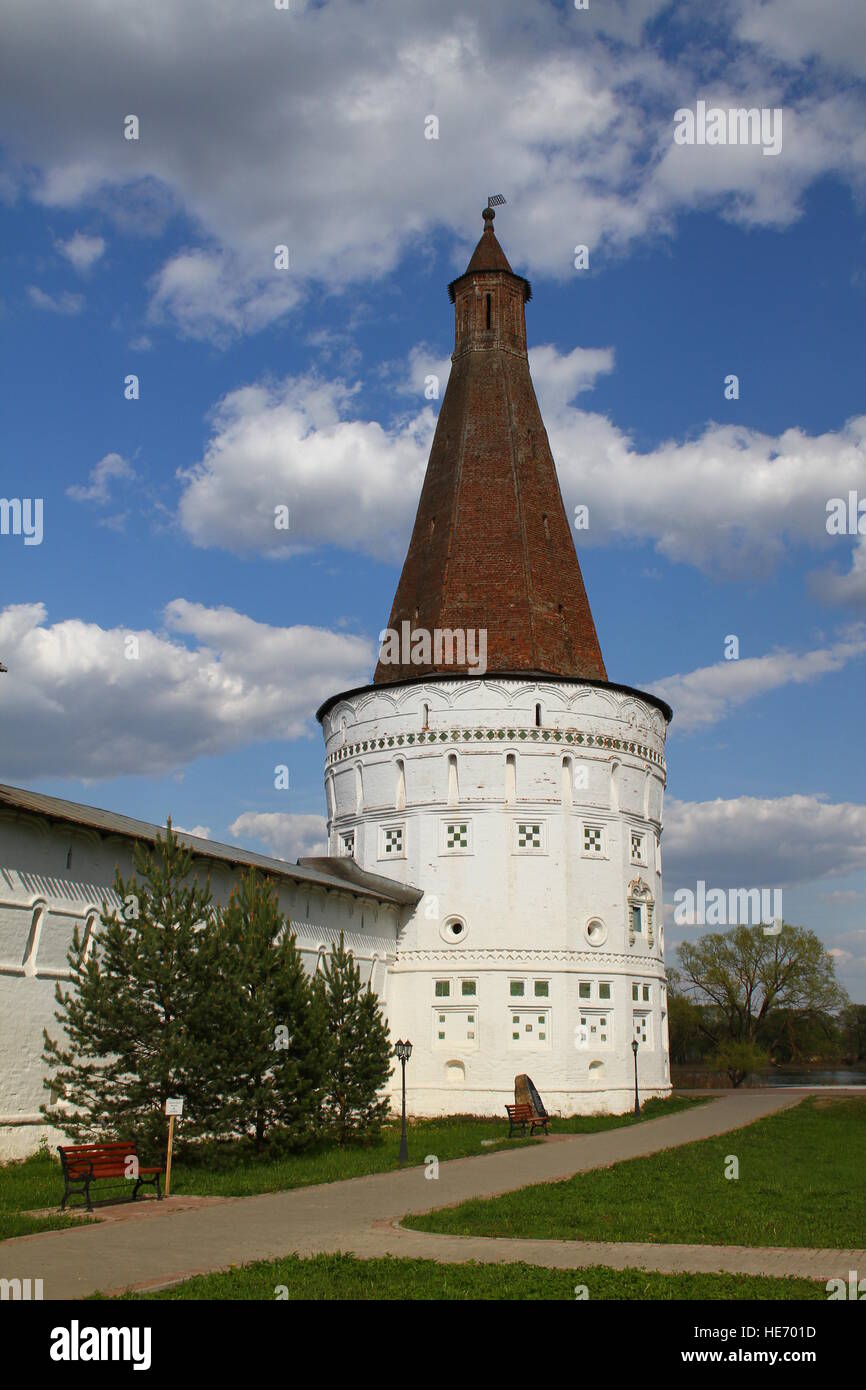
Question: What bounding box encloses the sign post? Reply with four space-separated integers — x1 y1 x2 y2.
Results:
164 1097 184 1196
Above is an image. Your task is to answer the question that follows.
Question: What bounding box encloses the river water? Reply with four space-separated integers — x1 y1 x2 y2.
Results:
748 1068 866 1087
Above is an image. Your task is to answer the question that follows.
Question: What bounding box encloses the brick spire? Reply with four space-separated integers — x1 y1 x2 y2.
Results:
374 204 607 686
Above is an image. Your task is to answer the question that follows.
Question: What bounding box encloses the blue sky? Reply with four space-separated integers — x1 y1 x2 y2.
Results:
1 0 865 996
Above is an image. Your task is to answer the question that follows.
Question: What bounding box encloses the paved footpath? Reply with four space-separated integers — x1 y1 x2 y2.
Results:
3 1089 863 1297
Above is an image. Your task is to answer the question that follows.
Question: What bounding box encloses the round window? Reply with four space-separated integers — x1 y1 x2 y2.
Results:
585 918 607 947
439 916 468 944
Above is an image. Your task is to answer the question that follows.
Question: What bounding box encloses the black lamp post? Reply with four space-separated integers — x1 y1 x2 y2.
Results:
394 1039 413 1163
631 1037 640 1117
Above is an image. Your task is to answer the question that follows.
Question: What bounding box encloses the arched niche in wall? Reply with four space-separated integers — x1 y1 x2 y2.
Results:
22 899 46 977
354 763 364 814
610 760 621 814
504 752 517 806
447 752 459 807
561 755 573 806
80 910 99 965
395 757 406 811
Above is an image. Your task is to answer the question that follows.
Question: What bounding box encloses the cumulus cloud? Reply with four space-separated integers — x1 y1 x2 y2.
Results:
228 811 328 862
1 1 865 339
810 537 866 609
67 452 135 505
176 343 866 583
26 285 84 315
0 600 373 780
174 823 211 840
178 375 433 562
55 231 105 273
663 794 866 891
648 633 866 731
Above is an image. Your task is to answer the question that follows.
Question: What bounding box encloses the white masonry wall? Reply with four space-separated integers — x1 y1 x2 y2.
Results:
0 811 400 1160
322 677 671 1117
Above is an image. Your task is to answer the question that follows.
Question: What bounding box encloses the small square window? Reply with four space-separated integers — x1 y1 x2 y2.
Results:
534 980 549 997
467 1015 474 1023
525 1023 532 1032
383 826 404 855
510 981 525 997
599 982 611 1000
461 980 476 997
435 981 450 997
539 1032 546 1041
630 831 645 863
512 1032 520 1040
583 825 603 854
341 831 355 857
579 982 591 999
445 822 469 850
517 822 542 850
438 1032 445 1040
537 1015 545 1024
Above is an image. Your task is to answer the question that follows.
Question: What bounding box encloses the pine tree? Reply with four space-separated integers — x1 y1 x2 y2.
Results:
203 871 326 1152
41 823 216 1151
316 931 393 1146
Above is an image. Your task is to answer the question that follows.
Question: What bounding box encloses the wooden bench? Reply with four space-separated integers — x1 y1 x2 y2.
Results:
505 1103 550 1138
58 1142 163 1212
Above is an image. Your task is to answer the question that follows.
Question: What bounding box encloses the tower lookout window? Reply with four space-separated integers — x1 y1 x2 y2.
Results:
486 293 491 329
535 702 542 727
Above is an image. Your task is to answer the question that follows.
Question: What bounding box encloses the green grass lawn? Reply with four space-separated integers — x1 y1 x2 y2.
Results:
106 1251 824 1301
0 1095 701 1241
404 1096 866 1249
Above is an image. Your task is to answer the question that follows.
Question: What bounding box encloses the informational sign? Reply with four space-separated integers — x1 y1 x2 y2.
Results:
164 1097 184 1116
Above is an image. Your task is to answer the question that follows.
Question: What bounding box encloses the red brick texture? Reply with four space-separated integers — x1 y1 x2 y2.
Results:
374 211 607 686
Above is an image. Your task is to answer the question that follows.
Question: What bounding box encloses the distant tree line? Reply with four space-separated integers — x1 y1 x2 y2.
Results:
42 827 393 1155
668 923 862 1086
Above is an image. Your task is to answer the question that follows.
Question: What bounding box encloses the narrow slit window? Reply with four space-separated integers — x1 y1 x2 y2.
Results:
486 293 491 329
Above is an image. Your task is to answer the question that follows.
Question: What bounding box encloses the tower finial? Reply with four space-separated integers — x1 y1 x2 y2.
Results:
485 193 506 223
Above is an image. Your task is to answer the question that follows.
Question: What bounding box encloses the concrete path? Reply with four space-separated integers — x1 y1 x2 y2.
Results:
2 1089 862 1297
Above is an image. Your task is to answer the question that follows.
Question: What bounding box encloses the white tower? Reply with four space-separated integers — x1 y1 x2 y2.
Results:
317 206 673 1116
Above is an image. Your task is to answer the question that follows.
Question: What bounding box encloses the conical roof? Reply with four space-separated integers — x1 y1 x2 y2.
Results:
374 206 607 686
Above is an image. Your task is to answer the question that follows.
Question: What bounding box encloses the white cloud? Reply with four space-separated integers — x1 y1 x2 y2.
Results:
0 600 373 780
174 823 211 840
734 0 866 81
26 285 84 315
1 1 865 339
55 231 105 273
178 375 433 562
177 344 866 584
810 537 866 609
148 248 300 344
664 794 866 891
648 633 866 731
228 811 327 862
67 452 135 505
